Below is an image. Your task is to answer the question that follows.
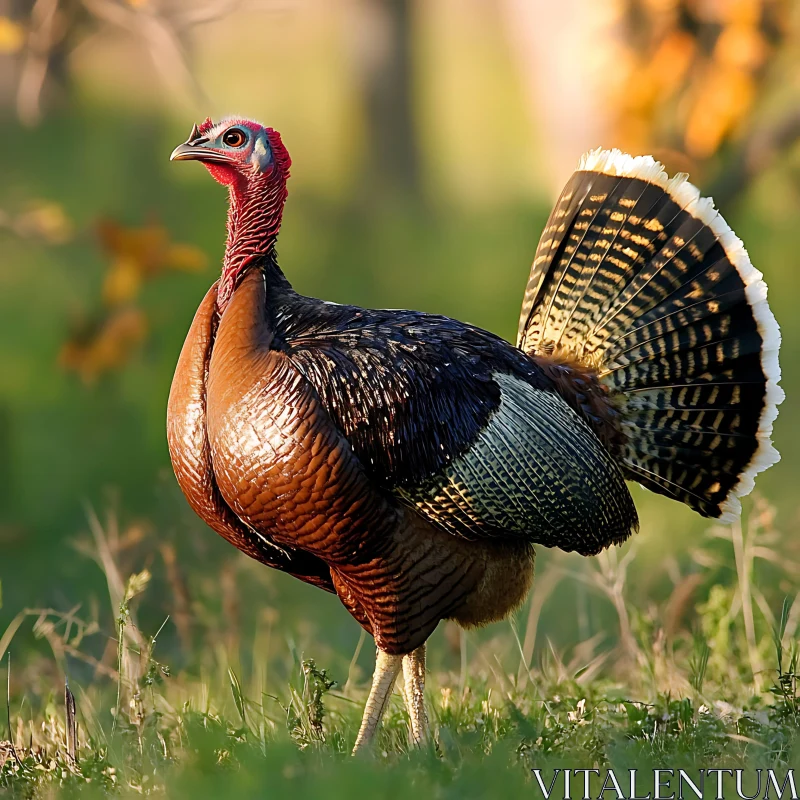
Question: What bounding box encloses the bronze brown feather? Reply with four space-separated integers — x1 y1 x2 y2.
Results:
167 122 783 753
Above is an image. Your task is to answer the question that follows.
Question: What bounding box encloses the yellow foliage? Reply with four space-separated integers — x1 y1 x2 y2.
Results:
0 17 24 54
102 257 143 307
164 243 208 273
15 202 73 244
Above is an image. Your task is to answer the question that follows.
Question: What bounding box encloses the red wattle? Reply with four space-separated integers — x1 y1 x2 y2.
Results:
204 163 240 186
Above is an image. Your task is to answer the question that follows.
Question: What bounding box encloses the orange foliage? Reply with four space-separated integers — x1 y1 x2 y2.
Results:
609 0 788 161
97 219 206 306
60 219 206 382
59 308 148 384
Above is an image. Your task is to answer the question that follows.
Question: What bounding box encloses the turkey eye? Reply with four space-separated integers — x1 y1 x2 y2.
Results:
223 128 246 147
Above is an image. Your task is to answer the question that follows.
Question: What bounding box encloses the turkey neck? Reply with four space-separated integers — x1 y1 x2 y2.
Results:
218 166 288 311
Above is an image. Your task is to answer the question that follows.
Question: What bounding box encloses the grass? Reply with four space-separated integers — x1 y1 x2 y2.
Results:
1 498 799 798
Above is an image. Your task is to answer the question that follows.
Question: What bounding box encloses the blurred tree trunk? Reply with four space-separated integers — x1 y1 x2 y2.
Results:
352 0 421 205
3 0 81 126
0 0 211 125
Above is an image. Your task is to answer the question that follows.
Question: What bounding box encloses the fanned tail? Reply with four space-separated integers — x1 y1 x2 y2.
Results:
518 149 783 521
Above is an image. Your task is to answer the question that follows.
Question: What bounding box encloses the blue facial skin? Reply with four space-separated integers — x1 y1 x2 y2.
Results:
209 125 273 173
250 130 273 173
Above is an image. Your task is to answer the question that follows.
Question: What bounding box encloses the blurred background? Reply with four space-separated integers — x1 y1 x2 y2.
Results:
1 0 800 704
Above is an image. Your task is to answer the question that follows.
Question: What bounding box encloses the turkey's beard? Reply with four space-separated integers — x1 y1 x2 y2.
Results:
218 168 288 312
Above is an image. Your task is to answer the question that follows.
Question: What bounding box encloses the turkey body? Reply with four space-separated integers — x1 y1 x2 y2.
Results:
168 258 635 655
168 120 782 750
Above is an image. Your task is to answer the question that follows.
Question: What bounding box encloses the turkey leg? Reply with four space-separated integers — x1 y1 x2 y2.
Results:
402 645 428 746
352 648 402 754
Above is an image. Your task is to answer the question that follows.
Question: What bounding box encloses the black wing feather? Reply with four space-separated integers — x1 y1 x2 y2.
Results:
270 277 637 554
278 294 529 489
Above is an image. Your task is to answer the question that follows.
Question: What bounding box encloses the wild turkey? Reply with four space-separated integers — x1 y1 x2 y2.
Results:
167 117 783 752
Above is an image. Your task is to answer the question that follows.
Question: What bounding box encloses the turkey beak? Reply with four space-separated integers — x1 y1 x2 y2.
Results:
170 142 206 162
170 128 233 164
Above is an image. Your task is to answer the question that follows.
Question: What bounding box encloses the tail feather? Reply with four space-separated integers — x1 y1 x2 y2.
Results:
519 149 783 521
